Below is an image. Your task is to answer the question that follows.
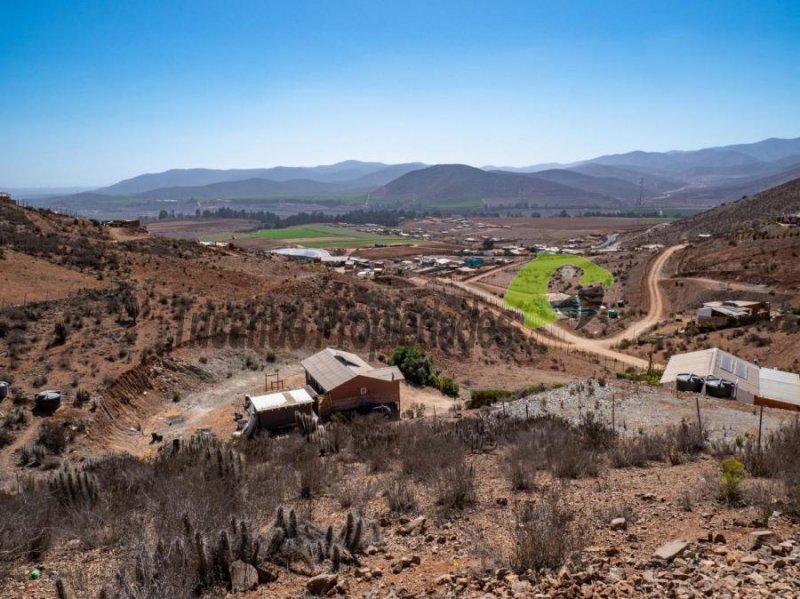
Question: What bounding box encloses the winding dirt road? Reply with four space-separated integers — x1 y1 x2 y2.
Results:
455 244 687 369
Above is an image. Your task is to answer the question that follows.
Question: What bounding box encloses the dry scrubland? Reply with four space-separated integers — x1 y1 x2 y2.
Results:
4 200 800 597
4 384 800 598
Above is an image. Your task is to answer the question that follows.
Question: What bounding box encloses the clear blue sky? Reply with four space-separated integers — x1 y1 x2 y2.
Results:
1 0 798 187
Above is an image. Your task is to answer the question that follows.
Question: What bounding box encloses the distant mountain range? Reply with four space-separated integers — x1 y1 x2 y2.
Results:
16 137 800 217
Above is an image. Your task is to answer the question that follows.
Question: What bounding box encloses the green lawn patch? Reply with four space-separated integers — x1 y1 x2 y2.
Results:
504 253 614 329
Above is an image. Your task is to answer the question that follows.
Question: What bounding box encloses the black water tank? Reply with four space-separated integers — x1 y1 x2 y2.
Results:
0 381 8 401
676 373 704 393
34 390 61 413
705 377 734 399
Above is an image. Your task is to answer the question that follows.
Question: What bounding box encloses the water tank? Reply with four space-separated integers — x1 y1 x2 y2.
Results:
34 390 61 413
704 377 734 399
0 381 8 401
676 373 704 393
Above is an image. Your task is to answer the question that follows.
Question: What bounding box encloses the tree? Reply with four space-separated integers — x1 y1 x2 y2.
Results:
388 345 436 386
481 238 495 250
158 209 169 220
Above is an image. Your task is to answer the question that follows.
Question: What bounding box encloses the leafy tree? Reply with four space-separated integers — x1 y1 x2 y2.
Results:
158 209 169 220
388 345 436 386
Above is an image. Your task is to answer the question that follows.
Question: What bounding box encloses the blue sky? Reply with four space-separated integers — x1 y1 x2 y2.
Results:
1 0 798 187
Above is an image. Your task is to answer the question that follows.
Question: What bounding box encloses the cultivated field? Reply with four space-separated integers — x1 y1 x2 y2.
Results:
146 218 261 240
211 224 419 249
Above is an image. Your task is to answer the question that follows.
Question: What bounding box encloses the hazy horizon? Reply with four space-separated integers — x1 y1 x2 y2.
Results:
1 0 798 187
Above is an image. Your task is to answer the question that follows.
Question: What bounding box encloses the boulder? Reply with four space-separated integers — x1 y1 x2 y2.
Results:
306 574 338 596
747 530 776 550
229 560 258 593
653 540 689 561
610 518 627 531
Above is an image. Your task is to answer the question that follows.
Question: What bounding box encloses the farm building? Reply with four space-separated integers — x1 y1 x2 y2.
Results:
660 348 760 403
695 300 769 329
301 347 403 417
241 388 315 436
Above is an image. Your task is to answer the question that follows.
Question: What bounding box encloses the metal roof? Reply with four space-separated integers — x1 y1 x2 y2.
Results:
246 388 314 413
363 366 405 383
759 368 800 406
301 347 377 392
660 348 761 398
271 248 331 259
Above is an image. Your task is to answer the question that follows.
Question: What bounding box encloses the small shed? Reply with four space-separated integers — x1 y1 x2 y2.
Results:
243 388 315 435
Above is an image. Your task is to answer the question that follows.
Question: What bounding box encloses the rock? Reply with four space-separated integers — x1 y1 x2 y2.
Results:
747 530 776 550
610 518 627 531
255 563 279 584
713 533 726 544
306 574 338 596
511 580 533 594
436 574 453 586
495 568 511 580
371 568 383 578
653 540 689 561
365 545 379 555
66 539 82 550
774 558 786 569
230 560 258 593
397 516 427 536
496 497 508 506
740 555 759 565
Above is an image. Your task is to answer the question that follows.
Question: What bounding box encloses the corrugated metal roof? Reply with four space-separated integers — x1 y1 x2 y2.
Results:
660 348 760 398
759 368 800 406
301 347 376 392
363 366 405 382
247 388 313 412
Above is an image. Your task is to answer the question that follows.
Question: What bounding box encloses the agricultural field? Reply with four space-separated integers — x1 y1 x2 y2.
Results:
213 224 419 248
504 253 614 328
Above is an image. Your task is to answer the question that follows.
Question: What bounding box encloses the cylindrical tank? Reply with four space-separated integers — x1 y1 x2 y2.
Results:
705 378 734 399
0 381 8 401
34 390 61 412
676 373 704 393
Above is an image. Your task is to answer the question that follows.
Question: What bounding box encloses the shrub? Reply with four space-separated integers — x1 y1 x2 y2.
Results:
466 388 512 409
37 422 68 455
388 345 436 386
513 488 574 571
385 478 417 513
437 376 459 398
434 458 475 511
718 457 747 503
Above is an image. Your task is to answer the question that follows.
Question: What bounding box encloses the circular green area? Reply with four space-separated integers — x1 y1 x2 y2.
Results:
503 253 614 329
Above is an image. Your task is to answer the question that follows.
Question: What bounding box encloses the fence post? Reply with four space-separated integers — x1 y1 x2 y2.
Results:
695 395 703 442
757 404 764 457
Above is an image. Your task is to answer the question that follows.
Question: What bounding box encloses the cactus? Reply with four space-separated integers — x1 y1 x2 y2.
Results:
55 579 69 599
288 508 298 539
332 544 341 571
273 506 286 531
213 530 232 582
325 525 334 555
194 532 208 584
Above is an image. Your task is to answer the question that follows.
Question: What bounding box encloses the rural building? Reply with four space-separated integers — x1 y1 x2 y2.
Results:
301 347 403 417
660 348 760 404
755 368 800 411
780 213 800 225
695 300 769 329
241 388 315 436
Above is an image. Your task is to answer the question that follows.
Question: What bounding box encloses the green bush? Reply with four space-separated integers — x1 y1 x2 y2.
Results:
437 376 459 398
388 345 436 386
466 388 512 409
718 457 747 503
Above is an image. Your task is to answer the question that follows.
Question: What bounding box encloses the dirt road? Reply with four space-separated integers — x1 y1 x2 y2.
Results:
453 245 687 370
